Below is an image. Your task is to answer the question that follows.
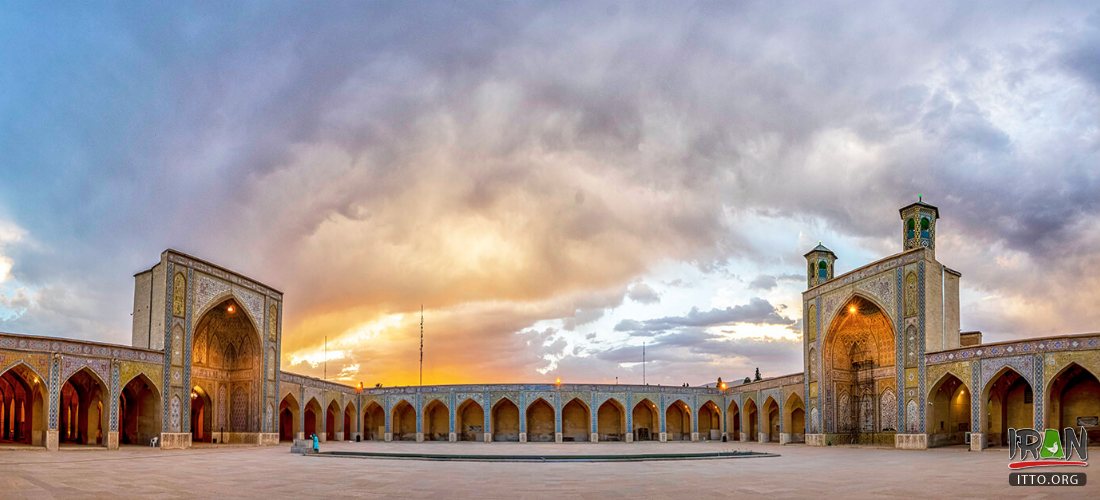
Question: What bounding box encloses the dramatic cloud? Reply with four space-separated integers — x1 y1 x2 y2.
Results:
1 1 1098 385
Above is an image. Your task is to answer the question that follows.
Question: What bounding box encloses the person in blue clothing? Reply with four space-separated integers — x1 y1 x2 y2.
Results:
311 434 319 453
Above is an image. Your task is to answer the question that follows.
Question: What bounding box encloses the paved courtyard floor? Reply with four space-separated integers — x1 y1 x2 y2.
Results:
0 440 1095 498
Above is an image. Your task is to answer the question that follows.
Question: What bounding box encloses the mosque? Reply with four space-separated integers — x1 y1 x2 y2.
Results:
1 200 1097 451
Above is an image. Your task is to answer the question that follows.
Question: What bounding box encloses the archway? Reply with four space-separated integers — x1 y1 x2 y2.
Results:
632 399 658 441
928 373 970 447
118 374 161 445
698 401 721 441
278 394 299 442
304 398 321 439
822 295 896 443
363 401 384 441
456 399 484 441
784 393 806 443
391 400 416 441
596 399 625 441
764 397 780 442
0 363 46 447
189 386 212 443
561 398 590 442
343 403 354 441
325 401 339 441
59 368 108 447
726 401 740 441
526 398 555 442
1045 363 1100 442
982 368 1032 447
744 398 758 441
492 399 520 442
191 298 262 441
423 399 449 441
665 400 690 441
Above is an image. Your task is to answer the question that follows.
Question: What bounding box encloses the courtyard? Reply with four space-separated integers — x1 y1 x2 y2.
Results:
1 441 1095 498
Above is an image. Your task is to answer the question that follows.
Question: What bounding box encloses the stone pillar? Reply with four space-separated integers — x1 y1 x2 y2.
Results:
740 431 748 442
758 432 766 443
659 432 667 442
384 432 392 442
779 433 791 445
591 432 599 443
625 432 634 443
107 431 119 450
416 432 424 442
449 432 456 442
519 432 527 443
336 432 344 441
970 433 984 451
483 432 491 443
690 432 699 442
555 432 562 443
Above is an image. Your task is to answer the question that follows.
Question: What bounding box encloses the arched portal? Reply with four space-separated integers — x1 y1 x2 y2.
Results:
363 402 384 441
118 374 161 445
597 399 625 441
423 399 449 441
189 386 212 443
632 399 658 441
928 373 970 447
1046 363 1100 442
665 400 691 441
561 398 590 442
59 368 108 447
744 399 758 441
304 398 321 439
391 400 416 441
698 401 721 441
726 401 741 441
325 401 340 441
343 403 354 441
0 363 46 447
191 298 262 441
491 399 520 442
764 397 780 442
822 295 895 443
278 394 299 442
982 368 1032 447
526 398 555 442
456 399 484 441
784 393 806 443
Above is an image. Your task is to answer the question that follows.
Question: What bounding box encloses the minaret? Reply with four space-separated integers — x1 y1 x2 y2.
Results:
899 197 940 256
804 243 836 288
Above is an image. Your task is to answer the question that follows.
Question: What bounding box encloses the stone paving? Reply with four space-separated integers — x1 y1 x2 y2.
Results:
0 441 1096 498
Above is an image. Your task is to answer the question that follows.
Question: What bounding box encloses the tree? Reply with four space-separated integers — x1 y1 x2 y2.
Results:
754 367 762 381
743 376 751 384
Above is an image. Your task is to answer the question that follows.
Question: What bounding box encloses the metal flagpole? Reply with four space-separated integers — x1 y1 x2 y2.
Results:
642 341 646 385
324 336 327 381
419 305 424 387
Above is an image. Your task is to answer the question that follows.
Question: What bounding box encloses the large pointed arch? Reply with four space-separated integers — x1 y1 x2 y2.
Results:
783 392 805 443
59 367 109 447
596 398 625 441
278 393 300 442
561 398 590 442
981 366 1033 447
491 397 520 442
362 400 384 441
0 362 48 447
456 398 485 442
525 398 555 442
664 399 691 441
423 399 449 441
118 373 161 445
726 400 741 441
1045 362 1100 442
391 399 416 441
631 398 659 441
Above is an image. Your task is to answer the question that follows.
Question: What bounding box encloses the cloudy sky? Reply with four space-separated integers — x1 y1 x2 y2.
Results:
1 1 1098 387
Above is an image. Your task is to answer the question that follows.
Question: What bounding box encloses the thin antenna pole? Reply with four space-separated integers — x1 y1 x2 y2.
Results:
419 305 424 387
642 342 646 385
324 336 328 381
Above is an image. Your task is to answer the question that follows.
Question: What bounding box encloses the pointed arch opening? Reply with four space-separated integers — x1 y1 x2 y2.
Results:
343 402 354 441
822 294 896 443
525 398 555 442
391 400 416 441
982 367 1032 447
561 398 590 442
698 401 721 441
631 399 658 441
784 393 805 443
59 368 108 447
192 298 262 441
726 401 741 441
491 398 519 442
1045 362 1100 443
456 399 484 441
763 397 780 442
744 398 758 441
596 399 625 441
303 397 322 439
423 399 449 441
928 373 970 447
665 399 691 441
325 400 340 441
118 374 161 445
0 363 47 447
278 393 299 442
362 401 384 441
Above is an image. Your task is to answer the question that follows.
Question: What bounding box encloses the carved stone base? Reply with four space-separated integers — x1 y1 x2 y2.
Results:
519 432 527 443
483 432 491 443
106 431 119 450
805 433 826 446
970 432 984 451
690 432 699 442
779 433 791 445
384 432 392 442
555 432 563 443
895 433 928 449
259 433 280 446
740 432 749 442
159 433 192 450
46 430 59 451
758 432 767 443
416 432 424 442
590 433 599 443
335 432 344 441
449 432 456 442
625 433 634 443
659 432 667 442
